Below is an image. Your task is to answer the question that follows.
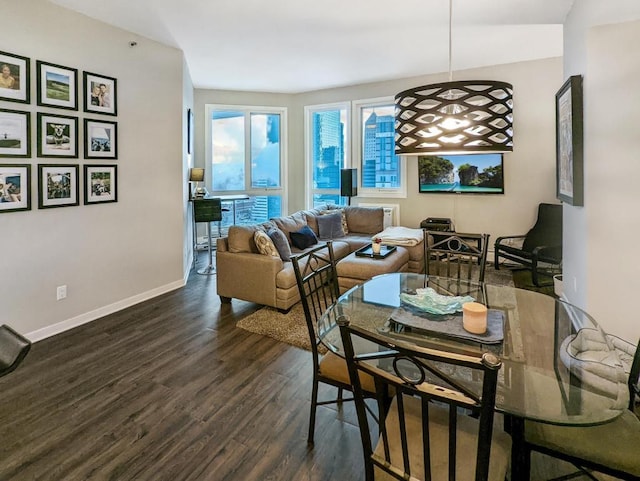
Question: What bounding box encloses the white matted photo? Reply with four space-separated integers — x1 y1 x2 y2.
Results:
0 109 30 157
0 164 31 213
84 164 117 204
36 60 78 110
83 71 117 116
84 119 117 159
38 164 79 209
0 50 30 103
37 113 78 158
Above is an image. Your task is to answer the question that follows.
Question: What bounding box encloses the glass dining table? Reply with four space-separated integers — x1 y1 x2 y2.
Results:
318 273 629 480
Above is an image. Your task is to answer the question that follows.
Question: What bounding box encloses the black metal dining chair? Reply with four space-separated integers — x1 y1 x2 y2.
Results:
291 241 376 445
523 339 640 480
338 316 512 481
424 231 490 283
0 324 31 379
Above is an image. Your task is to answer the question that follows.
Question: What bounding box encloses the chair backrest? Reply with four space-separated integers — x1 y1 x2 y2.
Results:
522 203 562 253
628 340 640 412
291 242 340 363
424 231 489 283
338 318 503 481
0 325 31 378
193 198 222 223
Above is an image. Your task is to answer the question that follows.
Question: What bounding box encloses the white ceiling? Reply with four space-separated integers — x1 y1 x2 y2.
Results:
48 0 576 93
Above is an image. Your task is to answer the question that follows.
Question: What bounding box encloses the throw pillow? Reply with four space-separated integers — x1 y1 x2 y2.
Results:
253 230 279 257
267 227 292 261
316 211 345 240
290 225 319 250
321 207 349 235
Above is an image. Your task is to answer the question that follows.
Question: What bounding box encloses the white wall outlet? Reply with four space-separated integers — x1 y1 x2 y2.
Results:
56 285 67 300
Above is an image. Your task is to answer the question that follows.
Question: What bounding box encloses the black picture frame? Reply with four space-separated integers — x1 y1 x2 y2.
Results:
83 71 117 116
0 108 31 158
37 164 79 209
36 60 78 110
0 50 30 103
187 108 194 154
84 164 117 204
37 112 78 158
0 164 31 213
556 75 584 206
84 118 117 159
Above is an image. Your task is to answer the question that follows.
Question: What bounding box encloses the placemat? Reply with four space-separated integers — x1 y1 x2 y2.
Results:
389 306 504 345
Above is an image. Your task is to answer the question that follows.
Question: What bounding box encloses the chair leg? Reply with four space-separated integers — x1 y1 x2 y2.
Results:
308 378 319 444
337 387 343 402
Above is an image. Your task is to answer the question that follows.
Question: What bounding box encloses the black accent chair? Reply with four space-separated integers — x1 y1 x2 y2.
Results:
523 339 640 480
337 316 512 481
424 231 490 283
494 203 562 286
0 325 31 378
291 241 376 445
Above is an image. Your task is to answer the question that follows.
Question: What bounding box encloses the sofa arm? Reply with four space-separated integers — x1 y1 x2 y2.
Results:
216 250 284 306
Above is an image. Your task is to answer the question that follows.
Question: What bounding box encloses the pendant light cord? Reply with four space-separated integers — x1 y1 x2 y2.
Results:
448 0 453 82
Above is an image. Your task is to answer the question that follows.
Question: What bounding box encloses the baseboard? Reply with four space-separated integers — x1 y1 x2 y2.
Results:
26 279 186 343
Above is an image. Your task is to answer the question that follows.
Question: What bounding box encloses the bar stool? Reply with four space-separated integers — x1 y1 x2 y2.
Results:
0 324 31 379
193 198 223 275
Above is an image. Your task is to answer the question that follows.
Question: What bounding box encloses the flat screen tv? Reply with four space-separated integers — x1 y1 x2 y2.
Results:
418 154 504 194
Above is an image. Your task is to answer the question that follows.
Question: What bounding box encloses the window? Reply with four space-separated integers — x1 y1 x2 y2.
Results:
304 103 349 208
205 104 287 226
353 98 406 197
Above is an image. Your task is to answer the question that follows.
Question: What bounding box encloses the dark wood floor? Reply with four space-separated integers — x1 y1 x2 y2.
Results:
0 253 619 480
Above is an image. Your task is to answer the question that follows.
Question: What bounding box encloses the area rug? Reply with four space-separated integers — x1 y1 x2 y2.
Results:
236 266 515 351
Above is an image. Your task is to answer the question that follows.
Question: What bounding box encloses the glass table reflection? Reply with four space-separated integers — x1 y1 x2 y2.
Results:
319 273 628 480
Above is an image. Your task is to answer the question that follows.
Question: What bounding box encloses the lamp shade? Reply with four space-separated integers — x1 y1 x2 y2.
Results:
189 167 205 182
395 80 513 155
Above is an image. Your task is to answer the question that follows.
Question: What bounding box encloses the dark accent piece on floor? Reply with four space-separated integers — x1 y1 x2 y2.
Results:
512 268 556 297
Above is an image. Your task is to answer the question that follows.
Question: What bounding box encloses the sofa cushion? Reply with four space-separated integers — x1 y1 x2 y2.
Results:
290 225 319 250
272 211 308 242
228 225 265 253
267 227 292 261
344 206 384 234
254 230 279 257
317 211 345 240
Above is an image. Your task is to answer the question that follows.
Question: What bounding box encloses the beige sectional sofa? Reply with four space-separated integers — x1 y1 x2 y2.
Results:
216 205 424 311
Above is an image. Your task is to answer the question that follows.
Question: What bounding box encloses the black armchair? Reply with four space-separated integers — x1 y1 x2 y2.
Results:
494 203 562 286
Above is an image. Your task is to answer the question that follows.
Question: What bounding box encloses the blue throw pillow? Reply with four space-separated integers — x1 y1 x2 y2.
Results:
317 211 345 240
267 227 292 261
290 225 318 250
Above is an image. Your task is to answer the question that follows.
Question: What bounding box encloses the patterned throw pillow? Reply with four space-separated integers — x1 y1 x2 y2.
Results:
254 230 279 257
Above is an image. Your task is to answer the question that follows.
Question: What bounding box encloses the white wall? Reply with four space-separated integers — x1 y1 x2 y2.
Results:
195 57 563 248
1 0 188 340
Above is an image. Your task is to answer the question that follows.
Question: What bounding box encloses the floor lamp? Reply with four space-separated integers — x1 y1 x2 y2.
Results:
193 198 222 275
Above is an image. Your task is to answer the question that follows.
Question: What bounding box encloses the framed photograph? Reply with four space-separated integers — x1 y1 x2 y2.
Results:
38 164 79 209
83 71 117 116
0 108 30 157
556 75 584 206
0 164 31 213
37 113 78 158
0 51 30 103
36 60 78 110
84 119 117 159
187 108 194 154
84 164 117 204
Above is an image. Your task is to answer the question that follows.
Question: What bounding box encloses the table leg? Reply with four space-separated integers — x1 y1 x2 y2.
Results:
506 415 530 481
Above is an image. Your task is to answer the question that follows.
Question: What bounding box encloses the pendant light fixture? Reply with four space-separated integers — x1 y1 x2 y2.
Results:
394 0 513 155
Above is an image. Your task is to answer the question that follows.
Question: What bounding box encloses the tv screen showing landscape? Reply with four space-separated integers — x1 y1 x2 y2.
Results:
418 154 504 194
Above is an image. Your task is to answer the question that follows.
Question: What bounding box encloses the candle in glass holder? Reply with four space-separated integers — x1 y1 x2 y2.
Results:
462 302 488 334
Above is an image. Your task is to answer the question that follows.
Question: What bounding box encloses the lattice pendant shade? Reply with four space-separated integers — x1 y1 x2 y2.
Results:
395 80 514 154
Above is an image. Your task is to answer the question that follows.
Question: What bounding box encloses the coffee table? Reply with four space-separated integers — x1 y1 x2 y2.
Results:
336 245 409 293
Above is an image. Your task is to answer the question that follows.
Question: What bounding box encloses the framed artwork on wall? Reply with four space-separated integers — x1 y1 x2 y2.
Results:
37 164 79 209
83 71 117 116
84 119 117 159
37 112 78 158
555 75 584 206
0 108 30 157
84 164 117 204
36 60 78 110
0 164 31 213
0 51 30 103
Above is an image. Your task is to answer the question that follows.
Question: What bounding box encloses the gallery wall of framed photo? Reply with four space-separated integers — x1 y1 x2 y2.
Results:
1 49 118 214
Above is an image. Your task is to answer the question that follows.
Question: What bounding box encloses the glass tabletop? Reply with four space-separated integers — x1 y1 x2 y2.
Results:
319 273 629 426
